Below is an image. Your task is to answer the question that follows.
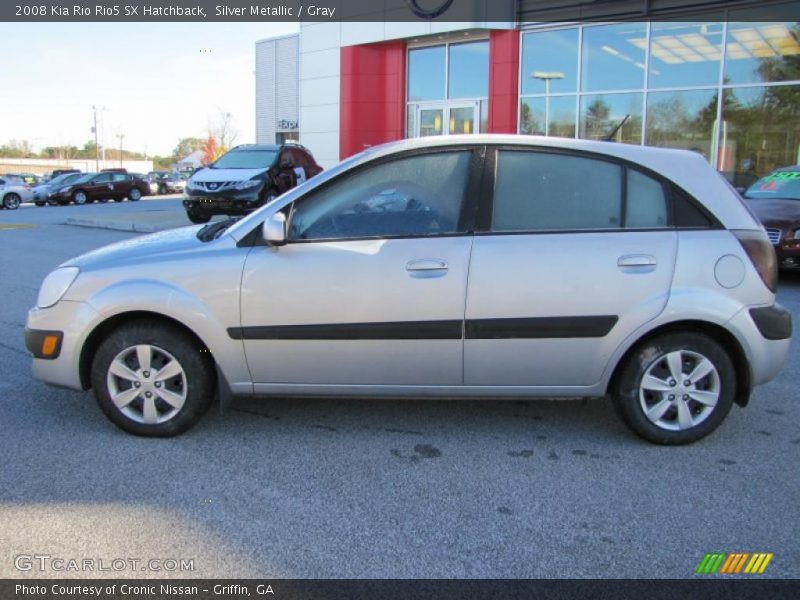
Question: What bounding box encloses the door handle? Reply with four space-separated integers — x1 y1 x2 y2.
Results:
617 254 657 268
406 259 448 278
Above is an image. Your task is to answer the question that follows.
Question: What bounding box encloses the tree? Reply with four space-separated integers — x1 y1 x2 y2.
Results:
171 137 205 163
208 108 238 154
0 139 36 158
201 136 219 166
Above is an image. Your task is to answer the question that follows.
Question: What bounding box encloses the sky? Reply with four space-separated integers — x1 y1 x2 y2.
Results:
0 22 299 157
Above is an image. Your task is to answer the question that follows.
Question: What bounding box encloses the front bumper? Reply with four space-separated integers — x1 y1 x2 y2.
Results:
183 186 264 214
26 300 102 391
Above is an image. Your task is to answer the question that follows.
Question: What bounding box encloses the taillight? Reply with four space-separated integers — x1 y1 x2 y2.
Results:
733 229 777 293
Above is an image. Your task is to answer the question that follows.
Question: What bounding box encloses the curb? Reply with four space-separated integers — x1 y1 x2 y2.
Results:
63 217 182 233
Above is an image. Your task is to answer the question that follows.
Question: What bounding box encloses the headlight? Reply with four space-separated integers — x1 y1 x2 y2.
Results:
37 267 80 309
794 229 800 240
58 186 71 193
235 179 262 191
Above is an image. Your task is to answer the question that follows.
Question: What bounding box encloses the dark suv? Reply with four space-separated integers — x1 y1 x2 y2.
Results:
182 143 322 223
47 172 151 205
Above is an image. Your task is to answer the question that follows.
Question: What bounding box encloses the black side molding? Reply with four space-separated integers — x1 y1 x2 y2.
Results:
229 316 619 341
228 320 463 340
466 316 618 339
750 304 792 341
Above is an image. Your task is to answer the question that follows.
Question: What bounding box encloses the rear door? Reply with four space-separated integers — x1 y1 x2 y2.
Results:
464 147 678 387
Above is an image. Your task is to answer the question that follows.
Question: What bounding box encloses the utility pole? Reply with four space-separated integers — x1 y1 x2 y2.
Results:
92 105 100 171
117 133 125 167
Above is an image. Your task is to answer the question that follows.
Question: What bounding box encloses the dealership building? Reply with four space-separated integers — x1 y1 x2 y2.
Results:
255 0 799 183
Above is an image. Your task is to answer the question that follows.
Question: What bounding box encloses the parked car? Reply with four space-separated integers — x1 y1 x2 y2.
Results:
0 177 34 209
32 172 85 206
130 173 160 196
157 173 188 195
742 166 800 269
4 172 41 185
50 169 81 179
183 142 323 223
25 135 790 442
47 172 150 205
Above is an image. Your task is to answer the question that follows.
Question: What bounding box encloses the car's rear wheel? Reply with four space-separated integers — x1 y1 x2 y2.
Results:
612 332 736 445
91 321 215 436
3 193 21 209
186 208 211 224
35 200 46 207
129 188 142 201
72 190 87 205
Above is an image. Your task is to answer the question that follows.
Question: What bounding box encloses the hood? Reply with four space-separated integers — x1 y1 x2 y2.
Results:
746 197 800 229
190 167 268 183
64 225 208 270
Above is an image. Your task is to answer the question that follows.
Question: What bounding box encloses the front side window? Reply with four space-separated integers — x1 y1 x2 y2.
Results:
93 173 113 183
491 150 668 231
288 151 472 241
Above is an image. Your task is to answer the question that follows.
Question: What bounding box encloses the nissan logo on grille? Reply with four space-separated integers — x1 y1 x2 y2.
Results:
206 182 220 190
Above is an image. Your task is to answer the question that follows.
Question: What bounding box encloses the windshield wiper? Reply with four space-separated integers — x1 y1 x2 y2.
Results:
196 217 240 242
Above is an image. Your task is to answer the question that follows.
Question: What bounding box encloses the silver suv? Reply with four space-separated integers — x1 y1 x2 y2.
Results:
25 135 791 443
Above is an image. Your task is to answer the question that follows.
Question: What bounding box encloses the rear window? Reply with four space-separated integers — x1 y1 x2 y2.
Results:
212 149 278 169
744 170 800 200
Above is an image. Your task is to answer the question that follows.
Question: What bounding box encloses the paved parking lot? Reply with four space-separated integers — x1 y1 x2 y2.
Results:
1 200 798 578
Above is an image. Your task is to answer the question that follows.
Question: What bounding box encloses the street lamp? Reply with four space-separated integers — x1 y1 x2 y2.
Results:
531 71 564 137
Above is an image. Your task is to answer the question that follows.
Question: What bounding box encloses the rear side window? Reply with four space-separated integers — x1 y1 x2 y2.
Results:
626 169 667 228
111 173 128 182
491 150 670 231
492 151 622 231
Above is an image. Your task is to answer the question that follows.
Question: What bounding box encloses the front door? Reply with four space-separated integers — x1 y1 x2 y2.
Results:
416 103 479 137
464 148 678 387
238 148 480 387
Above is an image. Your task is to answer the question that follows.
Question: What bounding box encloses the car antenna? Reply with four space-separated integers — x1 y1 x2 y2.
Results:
603 114 630 142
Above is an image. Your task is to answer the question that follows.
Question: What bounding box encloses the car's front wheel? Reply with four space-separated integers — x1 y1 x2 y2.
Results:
91 321 215 436
612 332 736 445
2 193 21 209
72 190 88 205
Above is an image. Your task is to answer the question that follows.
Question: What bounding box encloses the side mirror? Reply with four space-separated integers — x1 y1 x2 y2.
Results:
263 212 287 246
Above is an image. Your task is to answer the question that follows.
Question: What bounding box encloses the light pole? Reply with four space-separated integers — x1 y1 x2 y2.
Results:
91 105 107 170
531 71 564 137
116 133 125 167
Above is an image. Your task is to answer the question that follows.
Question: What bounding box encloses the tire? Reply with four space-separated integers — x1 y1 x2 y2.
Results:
99 198 109 203
35 201 46 207
47 196 60 206
72 190 88 205
129 188 142 201
3 193 21 210
612 332 736 445
91 320 215 437
186 208 210 224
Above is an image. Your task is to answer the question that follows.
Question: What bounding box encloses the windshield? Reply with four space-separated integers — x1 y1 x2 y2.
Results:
71 173 97 184
744 170 800 200
211 149 277 169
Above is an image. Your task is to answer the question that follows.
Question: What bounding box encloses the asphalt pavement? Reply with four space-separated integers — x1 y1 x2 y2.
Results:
0 199 798 579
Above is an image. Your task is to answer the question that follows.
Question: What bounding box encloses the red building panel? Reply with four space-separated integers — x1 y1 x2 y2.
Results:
488 30 520 134
340 41 406 160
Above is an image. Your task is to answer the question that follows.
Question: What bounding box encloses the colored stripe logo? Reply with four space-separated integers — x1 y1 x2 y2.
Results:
696 552 773 574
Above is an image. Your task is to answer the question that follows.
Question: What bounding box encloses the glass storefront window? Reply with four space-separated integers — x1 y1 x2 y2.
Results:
582 23 647 92
579 93 643 143
724 22 800 85
646 89 718 160
448 41 489 99
520 96 576 138
718 85 800 184
521 28 579 95
408 46 446 101
648 22 724 88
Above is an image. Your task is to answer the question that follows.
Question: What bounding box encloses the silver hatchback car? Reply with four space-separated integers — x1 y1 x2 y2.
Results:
25 135 791 443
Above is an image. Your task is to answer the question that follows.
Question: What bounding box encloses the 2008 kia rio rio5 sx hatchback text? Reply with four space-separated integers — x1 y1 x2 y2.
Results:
25 135 791 444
